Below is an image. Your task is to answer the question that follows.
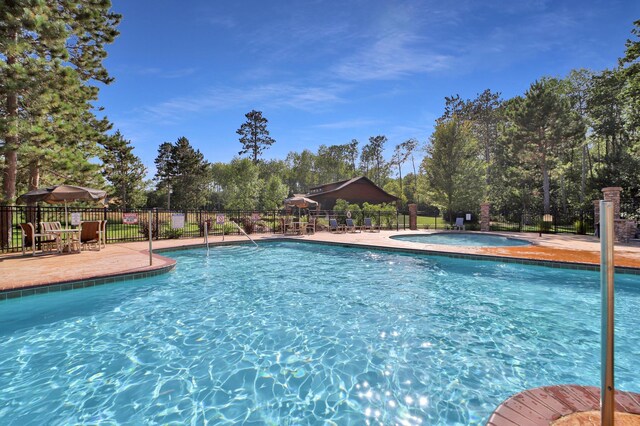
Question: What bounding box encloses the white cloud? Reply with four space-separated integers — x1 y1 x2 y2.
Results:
138 82 348 123
333 31 453 81
121 65 199 79
313 119 380 130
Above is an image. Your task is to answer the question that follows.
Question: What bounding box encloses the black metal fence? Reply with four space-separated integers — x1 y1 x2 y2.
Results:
0 206 402 253
0 203 605 254
489 206 595 235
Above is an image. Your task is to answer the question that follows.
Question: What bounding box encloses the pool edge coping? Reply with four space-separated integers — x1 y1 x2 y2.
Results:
0 261 176 302
245 237 640 275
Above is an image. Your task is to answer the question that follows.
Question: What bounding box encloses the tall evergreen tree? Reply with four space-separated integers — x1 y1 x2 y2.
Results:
508 78 583 214
236 110 275 164
101 131 147 208
153 137 209 209
0 0 120 203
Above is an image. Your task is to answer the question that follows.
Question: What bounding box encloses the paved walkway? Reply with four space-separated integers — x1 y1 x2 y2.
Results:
1 230 639 292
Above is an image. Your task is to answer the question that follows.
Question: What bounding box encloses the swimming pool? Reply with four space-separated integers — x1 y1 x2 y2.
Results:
0 242 638 424
391 232 532 247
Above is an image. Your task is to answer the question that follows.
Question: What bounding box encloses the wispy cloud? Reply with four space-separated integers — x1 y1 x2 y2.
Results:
205 16 237 29
333 32 452 81
138 82 348 124
120 65 199 79
313 119 381 130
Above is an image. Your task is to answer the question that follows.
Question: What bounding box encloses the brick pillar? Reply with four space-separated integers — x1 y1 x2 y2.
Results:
601 187 622 219
480 202 490 232
408 204 417 230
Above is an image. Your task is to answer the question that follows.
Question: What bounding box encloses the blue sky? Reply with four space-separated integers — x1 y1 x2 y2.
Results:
101 0 639 177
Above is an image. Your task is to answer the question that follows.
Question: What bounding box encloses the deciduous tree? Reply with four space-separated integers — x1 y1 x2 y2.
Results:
423 119 484 221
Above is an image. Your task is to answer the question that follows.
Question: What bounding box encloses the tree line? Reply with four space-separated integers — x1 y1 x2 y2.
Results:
1 4 638 218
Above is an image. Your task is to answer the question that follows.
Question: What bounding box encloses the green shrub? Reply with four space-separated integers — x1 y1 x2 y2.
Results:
538 220 553 233
163 227 183 239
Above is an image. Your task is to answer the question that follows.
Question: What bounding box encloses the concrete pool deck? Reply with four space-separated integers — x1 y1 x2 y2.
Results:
1 229 639 292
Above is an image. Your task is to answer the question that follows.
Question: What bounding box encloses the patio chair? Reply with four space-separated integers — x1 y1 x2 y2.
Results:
20 223 61 256
345 218 360 233
362 217 380 232
305 217 316 235
79 221 102 251
453 217 465 231
283 218 301 235
329 218 345 233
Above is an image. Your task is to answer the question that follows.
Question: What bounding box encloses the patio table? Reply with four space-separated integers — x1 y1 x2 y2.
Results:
47 229 80 253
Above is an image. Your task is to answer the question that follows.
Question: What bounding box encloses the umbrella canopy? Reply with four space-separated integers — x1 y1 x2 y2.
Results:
17 185 107 205
17 185 107 227
283 196 318 209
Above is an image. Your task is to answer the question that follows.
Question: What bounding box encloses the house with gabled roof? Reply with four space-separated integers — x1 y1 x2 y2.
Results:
305 176 399 210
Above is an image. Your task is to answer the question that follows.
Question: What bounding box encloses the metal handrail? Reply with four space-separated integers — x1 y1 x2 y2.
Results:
230 221 258 247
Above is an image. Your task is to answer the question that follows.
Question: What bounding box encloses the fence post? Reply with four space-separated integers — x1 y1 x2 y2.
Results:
154 208 159 240
148 209 153 266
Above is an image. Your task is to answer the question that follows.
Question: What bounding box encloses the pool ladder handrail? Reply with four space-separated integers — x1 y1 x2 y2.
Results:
230 220 258 247
204 220 209 252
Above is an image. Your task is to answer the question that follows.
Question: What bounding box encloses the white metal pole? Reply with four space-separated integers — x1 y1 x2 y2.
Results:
204 220 208 248
148 209 153 266
600 200 614 426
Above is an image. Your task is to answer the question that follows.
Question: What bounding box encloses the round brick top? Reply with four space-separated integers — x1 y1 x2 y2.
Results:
488 385 640 426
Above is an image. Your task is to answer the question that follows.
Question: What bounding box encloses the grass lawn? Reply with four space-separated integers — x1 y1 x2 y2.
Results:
398 215 449 228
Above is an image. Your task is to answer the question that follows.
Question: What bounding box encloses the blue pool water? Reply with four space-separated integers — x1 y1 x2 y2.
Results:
0 242 638 424
391 232 532 247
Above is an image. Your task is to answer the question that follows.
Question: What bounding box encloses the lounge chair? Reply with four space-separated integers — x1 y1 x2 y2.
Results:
79 221 102 251
329 218 345 233
345 218 360 233
453 217 465 231
20 223 61 256
362 217 380 232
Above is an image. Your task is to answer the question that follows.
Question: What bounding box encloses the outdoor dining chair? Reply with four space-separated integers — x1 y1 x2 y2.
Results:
19 223 61 256
78 221 102 251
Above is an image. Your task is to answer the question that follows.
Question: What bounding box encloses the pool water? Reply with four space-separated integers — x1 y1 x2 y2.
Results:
391 232 532 247
0 242 638 424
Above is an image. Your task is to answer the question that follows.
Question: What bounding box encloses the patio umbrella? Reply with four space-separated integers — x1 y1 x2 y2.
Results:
17 185 107 227
284 196 318 220
283 196 318 209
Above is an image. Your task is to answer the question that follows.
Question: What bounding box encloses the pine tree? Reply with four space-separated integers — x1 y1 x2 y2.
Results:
153 137 209 209
0 0 120 203
101 131 147 208
236 110 275 164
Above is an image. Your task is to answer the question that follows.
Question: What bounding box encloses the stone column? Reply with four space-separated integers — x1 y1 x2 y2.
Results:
408 203 417 230
480 203 490 232
601 187 622 219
